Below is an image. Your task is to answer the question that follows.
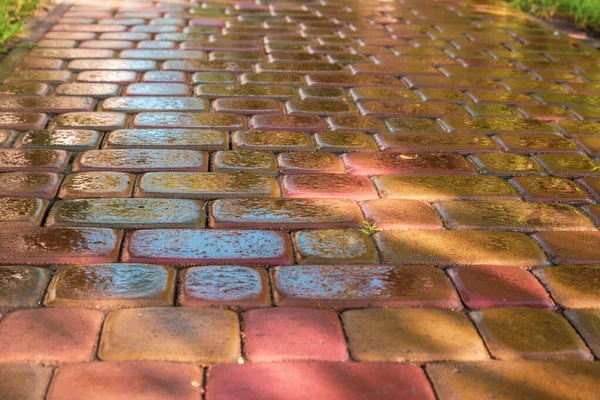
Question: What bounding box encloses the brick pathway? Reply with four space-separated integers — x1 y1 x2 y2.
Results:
0 0 599 398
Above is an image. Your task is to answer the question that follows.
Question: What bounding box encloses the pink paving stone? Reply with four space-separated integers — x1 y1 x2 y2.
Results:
0 172 62 199
0 149 69 173
122 229 293 265
0 227 121 264
0 308 103 363
180 265 270 308
341 152 476 175
282 174 379 200
206 362 435 400
189 18 226 27
243 308 348 362
359 199 444 230
47 362 203 400
250 115 326 132
447 266 555 309
0 113 48 131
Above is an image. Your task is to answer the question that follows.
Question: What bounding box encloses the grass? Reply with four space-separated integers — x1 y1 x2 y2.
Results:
0 0 41 53
357 221 382 236
510 0 600 33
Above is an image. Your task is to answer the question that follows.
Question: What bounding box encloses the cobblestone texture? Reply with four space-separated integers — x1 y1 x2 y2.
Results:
0 0 599 397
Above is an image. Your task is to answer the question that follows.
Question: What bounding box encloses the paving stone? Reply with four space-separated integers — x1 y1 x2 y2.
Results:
50 112 126 131
192 71 236 83
313 131 377 152
0 130 16 148
44 264 175 309
359 102 468 118
578 176 600 201
467 90 537 104
5 70 71 83
196 84 295 99
206 362 435 400
47 362 203 400
272 265 460 309
343 153 476 175
469 153 544 176
376 230 547 267
376 133 499 153
441 117 557 133
435 200 595 231
212 98 283 114
0 171 61 199
124 83 190 96
211 150 277 174
565 309 600 358
417 89 472 103
447 266 554 309
385 117 446 133
105 129 227 150
0 308 103 363
142 71 186 83
282 174 378 200
0 266 50 308
47 198 205 228
243 308 347 362
0 364 52 400
494 133 581 154
135 172 280 199
328 115 387 132
163 60 253 73
359 199 442 230
17 57 65 70
0 82 50 96
0 149 69 172
123 229 293 265
402 75 502 90
210 198 363 229
554 120 600 136
73 149 208 172
133 112 245 130
232 130 314 152
533 231 600 265
293 229 378 264
0 112 48 131
510 176 593 203
471 308 592 360
464 103 522 118
68 59 157 71
180 265 270 308
0 227 121 264
573 136 600 157
0 197 48 225
343 308 488 362
374 174 519 200
77 70 138 83
534 153 600 177
427 360 600 400
250 115 326 132
98 308 240 362
53 83 120 99
15 129 102 151
278 152 344 174
101 97 208 112
79 40 135 50
286 99 355 116
58 172 133 199
534 266 600 308
29 48 115 59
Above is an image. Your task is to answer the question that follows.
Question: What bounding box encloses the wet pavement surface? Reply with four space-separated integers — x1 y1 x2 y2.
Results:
0 0 599 398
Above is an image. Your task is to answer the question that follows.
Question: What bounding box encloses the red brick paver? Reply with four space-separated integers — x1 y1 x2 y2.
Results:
1 0 600 397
